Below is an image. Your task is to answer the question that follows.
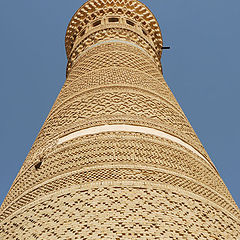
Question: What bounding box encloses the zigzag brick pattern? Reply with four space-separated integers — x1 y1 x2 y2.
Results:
1 0 239 239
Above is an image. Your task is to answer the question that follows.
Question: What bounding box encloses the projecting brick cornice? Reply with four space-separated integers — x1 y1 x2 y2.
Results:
65 0 163 59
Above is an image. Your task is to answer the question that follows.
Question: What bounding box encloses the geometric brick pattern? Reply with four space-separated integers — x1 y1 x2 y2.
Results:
1 0 239 239
1 185 240 239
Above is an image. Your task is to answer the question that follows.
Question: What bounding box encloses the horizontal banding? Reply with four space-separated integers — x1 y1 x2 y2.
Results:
71 39 158 69
57 124 211 167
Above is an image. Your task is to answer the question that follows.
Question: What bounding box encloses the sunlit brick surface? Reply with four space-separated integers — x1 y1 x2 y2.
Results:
1 0 239 239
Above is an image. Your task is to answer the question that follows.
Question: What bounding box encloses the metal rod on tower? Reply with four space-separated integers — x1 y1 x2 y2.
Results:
162 46 170 49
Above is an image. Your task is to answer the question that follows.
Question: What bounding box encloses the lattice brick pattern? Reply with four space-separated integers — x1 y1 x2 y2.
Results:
1 132 238 221
67 28 161 75
1 0 240 238
4 41 212 185
19 42 210 171
1 185 240 239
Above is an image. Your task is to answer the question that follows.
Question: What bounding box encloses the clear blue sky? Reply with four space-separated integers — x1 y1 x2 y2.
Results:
0 0 239 207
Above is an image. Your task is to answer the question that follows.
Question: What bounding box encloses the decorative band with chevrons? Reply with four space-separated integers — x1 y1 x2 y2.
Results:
57 124 211 167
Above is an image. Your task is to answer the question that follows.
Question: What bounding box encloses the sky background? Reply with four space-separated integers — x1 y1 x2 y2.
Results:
0 0 239 208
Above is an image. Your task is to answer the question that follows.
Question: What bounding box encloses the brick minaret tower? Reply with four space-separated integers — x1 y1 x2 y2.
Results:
1 0 239 239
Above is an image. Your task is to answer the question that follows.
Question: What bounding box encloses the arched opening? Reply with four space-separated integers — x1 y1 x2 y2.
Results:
109 17 119 23
126 20 135 26
93 20 101 27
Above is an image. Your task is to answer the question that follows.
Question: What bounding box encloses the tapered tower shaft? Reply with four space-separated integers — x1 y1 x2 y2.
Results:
1 0 239 239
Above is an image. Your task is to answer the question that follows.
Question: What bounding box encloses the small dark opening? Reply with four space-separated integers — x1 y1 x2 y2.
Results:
35 161 42 170
80 29 86 37
93 20 101 27
142 29 148 36
109 17 119 23
126 20 135 26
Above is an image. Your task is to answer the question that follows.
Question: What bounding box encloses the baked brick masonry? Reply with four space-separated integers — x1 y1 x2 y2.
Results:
1 0 240 239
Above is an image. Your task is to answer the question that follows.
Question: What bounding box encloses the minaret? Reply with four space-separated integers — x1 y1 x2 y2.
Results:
1 0 239 239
